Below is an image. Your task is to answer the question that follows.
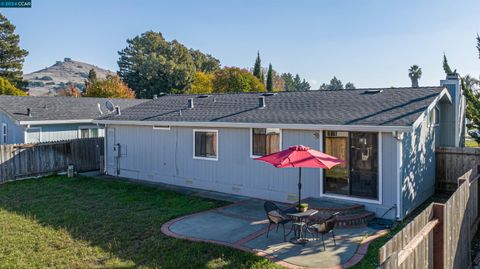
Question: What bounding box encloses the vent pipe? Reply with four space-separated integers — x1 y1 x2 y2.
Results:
27 108 32 117
153 94 158 99
115 106 121 115
258 96 266 108
187 98 194 109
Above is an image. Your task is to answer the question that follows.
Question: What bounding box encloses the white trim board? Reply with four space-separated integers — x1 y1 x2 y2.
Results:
94 120 413 133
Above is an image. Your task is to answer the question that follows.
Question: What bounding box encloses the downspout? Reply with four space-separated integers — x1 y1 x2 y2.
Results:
394 131 404 220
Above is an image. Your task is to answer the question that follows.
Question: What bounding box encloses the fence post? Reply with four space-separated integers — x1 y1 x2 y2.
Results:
433 203 444 269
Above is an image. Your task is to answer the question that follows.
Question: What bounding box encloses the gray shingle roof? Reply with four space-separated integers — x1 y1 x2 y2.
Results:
98 87 445 127
0 96 147 122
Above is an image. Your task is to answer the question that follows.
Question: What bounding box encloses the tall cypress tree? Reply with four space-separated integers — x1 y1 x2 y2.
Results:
253 51 263 82
0 13 28 89
266 63 273 92
443 53 454 75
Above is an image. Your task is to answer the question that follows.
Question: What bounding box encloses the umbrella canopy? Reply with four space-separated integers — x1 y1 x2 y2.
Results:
255 145 344 208
255 145 344 169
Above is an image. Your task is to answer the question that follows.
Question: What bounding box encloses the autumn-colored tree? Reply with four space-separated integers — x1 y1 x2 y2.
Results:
188 71 214 94
84 75 135 98
57 84 81 97
212 67 266 93
0 76 27 96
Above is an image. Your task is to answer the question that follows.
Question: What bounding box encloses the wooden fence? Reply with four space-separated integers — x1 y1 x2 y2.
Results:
0 138 103 184
380 164 480 268
436 147 480 193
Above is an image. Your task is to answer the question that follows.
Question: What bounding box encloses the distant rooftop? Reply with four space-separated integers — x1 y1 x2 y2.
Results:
0 96 147 123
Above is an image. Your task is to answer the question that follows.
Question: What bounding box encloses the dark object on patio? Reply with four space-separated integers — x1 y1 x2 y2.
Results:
306 212 340 250
264 201 293 241
368 218 395 230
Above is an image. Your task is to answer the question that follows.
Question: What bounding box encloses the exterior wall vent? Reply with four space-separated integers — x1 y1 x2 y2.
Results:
259 96 266 108
187 98 194 109
363 89 383 94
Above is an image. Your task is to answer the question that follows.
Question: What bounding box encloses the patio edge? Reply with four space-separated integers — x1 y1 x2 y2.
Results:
161 201 389 269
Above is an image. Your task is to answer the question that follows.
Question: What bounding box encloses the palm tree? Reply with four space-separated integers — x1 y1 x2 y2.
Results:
408 65 422 88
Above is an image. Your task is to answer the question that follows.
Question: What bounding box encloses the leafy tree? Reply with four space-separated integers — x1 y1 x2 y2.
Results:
118 31 196 98
345 82 356 89
281 73 295 91
189 49 220 73
84 75 135 98
328 77 343 90
408 65 422 88
253 51 263 83
212 67 265 93
266 64 273 92
88 69 97 82
57 84 81 97
272 70 285 92
188 71 214 94
0 76 27 96
443 53 453 75
0 13 28 89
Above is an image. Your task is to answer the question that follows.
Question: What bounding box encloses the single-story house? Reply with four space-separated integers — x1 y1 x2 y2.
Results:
94 74 465 220
0 96 146 144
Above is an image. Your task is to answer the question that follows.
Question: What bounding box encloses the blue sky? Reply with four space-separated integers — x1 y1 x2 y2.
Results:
2 0 480 88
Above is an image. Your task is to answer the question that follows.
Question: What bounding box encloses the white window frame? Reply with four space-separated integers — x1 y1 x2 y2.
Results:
249 128 283 158
2 123 7 144
26 127 42 143
193 129 218 161
78 126 99 138
427 105 440 127
319 131 383 205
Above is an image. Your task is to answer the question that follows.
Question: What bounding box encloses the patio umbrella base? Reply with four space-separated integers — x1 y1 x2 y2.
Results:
289 237 309 245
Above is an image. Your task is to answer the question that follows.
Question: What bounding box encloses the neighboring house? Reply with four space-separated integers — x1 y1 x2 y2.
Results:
94 74 464 220
0 96 146 144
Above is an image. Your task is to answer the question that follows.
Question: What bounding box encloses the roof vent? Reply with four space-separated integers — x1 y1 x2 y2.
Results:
198 95 210 98
187 98 194 109
261 92 276 97
27 108 32 117
259 96 266 108
97 103 103 115
153 94 158 99
363 89 383 94
115 106 121 115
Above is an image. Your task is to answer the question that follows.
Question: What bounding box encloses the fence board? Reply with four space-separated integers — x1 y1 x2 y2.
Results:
0 138 103 184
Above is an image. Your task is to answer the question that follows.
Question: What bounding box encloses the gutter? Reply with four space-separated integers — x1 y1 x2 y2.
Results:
19 119 94 125
92 119 413 133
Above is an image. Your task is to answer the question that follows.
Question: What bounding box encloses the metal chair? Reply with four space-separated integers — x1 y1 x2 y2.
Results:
263 201 293 241
305 212 340 250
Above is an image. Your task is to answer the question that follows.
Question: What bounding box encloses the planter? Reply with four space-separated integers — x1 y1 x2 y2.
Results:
297 203 308 212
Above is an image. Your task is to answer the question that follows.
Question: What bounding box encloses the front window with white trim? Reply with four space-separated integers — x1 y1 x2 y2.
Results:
2 123 7 144
79 127 99 138
193 130 218 160
251 128 281 157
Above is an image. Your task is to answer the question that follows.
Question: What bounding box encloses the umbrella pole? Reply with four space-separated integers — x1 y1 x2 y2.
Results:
298 168 302 208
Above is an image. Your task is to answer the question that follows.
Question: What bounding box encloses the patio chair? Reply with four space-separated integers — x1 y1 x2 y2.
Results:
305 212 340 250
264 201 293 241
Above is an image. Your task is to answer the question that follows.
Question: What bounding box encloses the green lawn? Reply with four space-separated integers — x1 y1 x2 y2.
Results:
0 176 281 269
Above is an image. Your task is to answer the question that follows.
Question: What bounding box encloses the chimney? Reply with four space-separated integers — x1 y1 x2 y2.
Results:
27 108 32 117
440 73 465 147
187 98 194 109
115 106 121 115
258 96 266 108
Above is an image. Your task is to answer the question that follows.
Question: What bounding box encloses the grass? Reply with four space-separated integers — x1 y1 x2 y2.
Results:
0 175 282 269
466 139 479 148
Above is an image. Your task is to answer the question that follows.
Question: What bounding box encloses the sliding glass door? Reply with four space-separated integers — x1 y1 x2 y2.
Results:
323 131 379 200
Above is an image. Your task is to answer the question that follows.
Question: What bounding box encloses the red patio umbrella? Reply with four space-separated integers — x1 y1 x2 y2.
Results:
255 145 344 208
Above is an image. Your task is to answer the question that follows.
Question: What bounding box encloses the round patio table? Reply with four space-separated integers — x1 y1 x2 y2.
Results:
287 209 319 244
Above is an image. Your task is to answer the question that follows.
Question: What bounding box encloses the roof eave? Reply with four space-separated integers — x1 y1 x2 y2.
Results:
411 87 452 130
93 119 413 132
19 119 94 126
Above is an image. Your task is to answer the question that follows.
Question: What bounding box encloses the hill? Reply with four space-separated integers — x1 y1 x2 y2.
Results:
24 58 114 96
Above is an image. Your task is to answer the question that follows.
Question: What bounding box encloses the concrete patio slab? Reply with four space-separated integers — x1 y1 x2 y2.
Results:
162 198 388 269
169 211 266 244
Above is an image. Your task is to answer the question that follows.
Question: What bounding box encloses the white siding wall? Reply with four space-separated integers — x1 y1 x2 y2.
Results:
106 125 399 218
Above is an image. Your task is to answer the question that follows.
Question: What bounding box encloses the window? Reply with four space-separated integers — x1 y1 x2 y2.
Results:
251 128 281 157
79 127 99 138
428 106 440 126
193 130 218 160
2 123 7 144
323 131 379 200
